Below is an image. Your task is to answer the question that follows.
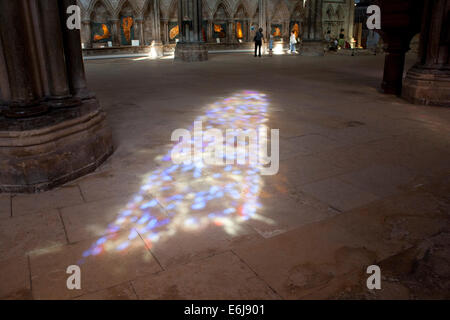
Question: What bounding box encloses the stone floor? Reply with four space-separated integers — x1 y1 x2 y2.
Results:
1 52 449 300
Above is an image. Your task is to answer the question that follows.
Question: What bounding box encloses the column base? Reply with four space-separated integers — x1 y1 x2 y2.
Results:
402 65 450 107
175 42 208 62
300 40 325 56
150 41 164 58
0 98 114 193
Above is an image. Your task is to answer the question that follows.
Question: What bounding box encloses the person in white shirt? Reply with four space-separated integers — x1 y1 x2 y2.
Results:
290 31 297 54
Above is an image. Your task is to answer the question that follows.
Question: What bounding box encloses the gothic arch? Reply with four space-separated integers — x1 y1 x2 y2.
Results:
291 0 306 20
213 1 232 20
115 0 139 19
233 0 250 18
325 3 335 20
336 4 345 20
87 0 114 20
271 0 290 22
233 1 249 19
168 0 178 20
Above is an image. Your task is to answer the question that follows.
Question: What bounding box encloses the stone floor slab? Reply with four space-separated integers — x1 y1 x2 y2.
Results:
132 251 279 300
29 230 162 299
60 195 138 243
0 256 32 299
299 177 379 212
74 282 138 300
12 185 84 216
0 194 11 219
337 164 415 198
0 209 66 262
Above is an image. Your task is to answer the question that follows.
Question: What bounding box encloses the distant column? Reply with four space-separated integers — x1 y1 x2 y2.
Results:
162 19 169 43
111 18 121 46
136 18 145 45
258 0 267 38
153 0 162 42
174 0 208 62
403 0 450 106
82 20 92 48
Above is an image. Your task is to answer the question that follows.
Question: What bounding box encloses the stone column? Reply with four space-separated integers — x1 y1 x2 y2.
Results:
228 19 234 43
314 0 323 40
153 0 162 42
0 36 10 107
301 0 324 56
346 0 355 43
0 0 113 192
375 0 422 95
0 0 48 118
381 35 412 94
175 0 208 62
403 0 450 106
37 0 77 108
162 19 169 43
207 20 213 43
111 18 121 46
82 20 92 48
151 0 163 56
60 0 94 100
136 18 145 45
258 0 267 38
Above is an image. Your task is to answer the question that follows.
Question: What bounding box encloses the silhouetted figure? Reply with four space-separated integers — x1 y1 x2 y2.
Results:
254 28 264 57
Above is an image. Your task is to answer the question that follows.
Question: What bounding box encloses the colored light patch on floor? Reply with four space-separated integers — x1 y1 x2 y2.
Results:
81 91 272 260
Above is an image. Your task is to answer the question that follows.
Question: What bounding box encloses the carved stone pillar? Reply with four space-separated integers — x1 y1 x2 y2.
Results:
301 0 325 56
162 19 169 44
153 0 162 43
403 0 450 106
258 0 267 39
37 0 79 108
207 20 213 43
111 18 121 46
0 0 113 193
136 18 145 45
375 0 423 95
228 19 234 43
82 20 92 48
0 0 48 118
151 0 163 57
175 0 208 62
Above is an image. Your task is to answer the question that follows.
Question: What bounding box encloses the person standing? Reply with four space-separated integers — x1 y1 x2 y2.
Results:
254 28 264 57
338 28 346 49
268 34 274 56
290 31 297 53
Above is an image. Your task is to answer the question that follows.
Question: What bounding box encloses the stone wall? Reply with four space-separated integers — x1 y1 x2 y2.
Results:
77 0 356 49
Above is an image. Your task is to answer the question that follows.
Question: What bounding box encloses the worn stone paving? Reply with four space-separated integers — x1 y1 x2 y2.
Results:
0 53 449 300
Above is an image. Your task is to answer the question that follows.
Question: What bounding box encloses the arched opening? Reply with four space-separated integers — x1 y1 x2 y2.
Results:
90 1 112 48
290 1 305 40
168 1 179 43
270 2 289 41
234 3 249 42
213 3 229 42
118 1 136 46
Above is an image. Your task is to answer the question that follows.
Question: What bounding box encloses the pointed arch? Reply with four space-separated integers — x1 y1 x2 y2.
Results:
233 0 250 19
115 0 139 18
87 0 114 20
271 0 290 21
213 0 232 20
168 0 178 20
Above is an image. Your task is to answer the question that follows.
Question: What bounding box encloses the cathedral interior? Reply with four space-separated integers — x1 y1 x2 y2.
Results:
0 0 449 301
